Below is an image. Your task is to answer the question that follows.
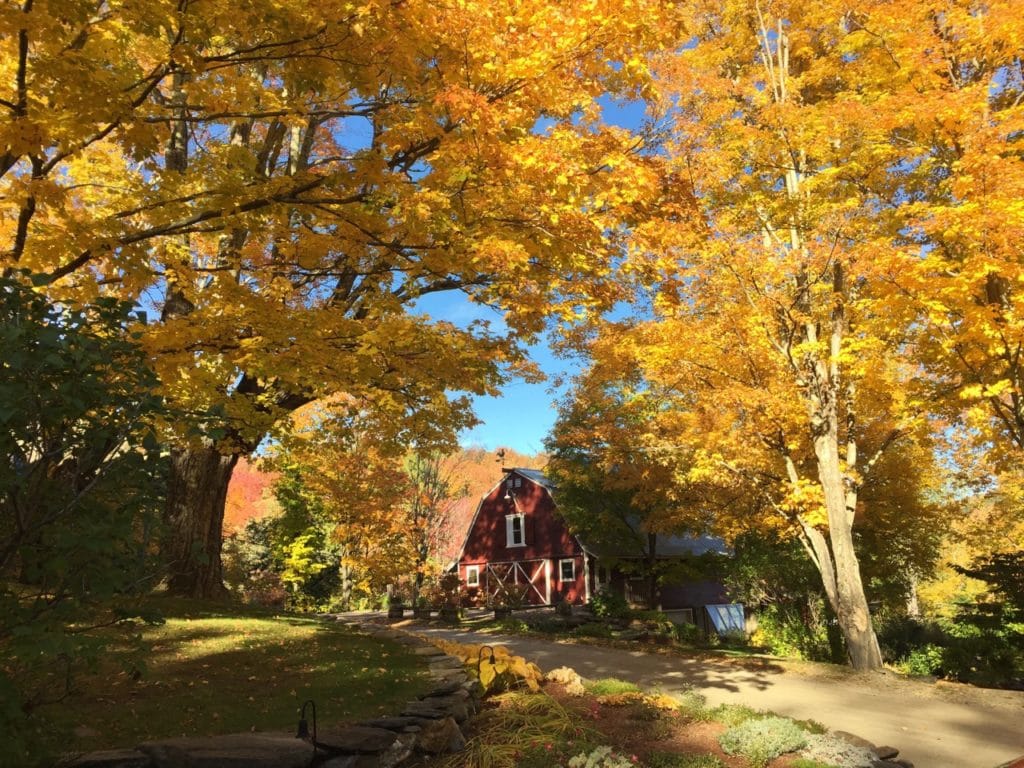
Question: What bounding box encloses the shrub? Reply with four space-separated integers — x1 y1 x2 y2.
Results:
0 277 166 766
674 622 702 644
895 643 945 677
718 717 809 768
675 688 711 721
800 733 875 768
589 588 630 621
575 622 615 638
647 754 726 768
709 703 764 727
750 604 838 661
567 745 637 768
585 678 642 696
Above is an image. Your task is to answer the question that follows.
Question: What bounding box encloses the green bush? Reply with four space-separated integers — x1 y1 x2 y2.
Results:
709 703 764 727
567 745 637 768
575 622 615 639
589 588 630 620
719 717 808 768
896 643 945 677
0 276 167 766
647 753 725 768
675 688 711 721
674 622 702 644
750 604 839 661
800 733 875 768
584 678 642 696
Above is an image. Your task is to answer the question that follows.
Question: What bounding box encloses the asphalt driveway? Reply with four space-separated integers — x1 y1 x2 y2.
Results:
409 623 1024 768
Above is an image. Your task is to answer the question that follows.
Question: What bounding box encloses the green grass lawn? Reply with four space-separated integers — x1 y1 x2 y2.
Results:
33 601 429 759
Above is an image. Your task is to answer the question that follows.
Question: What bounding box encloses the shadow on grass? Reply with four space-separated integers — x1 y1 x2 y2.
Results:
38 618 431 758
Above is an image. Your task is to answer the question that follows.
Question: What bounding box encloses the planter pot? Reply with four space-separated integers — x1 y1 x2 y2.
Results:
439 606 461 623
387 605 405 619
493 607 512 620
413 607 432 619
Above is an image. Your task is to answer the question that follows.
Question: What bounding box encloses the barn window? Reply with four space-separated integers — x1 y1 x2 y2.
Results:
505 513 525 547
559 559 575 582
465 565 479 586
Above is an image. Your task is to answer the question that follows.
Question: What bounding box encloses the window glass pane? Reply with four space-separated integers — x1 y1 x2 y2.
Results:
560 560 574 581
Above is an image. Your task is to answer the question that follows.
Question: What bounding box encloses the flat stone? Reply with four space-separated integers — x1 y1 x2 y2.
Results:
428 670 468 684
876 746 900 760
423 679 466 697
415 717 465 755
319 756 377 768
370 629 404 640
427 695 469 723
379 733 417 768
357 716 423 732
70 748 153 767
402 701 449 719
428 656 464 670
425 684 468 704
139 734 311 768
412 645 445 656
835 731 878 752
315 725 397 754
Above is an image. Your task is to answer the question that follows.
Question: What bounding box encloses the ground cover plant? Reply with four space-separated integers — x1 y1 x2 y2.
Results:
29 601 427 765
422 670 850 768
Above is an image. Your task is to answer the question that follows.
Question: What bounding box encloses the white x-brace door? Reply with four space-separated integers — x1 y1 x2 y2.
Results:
484 560 550 605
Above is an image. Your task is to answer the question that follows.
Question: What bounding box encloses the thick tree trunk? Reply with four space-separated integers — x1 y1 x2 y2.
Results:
814 436 883 670
163 445 238 598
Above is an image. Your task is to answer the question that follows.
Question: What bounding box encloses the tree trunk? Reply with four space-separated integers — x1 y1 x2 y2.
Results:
813 436 883 670
163 445 238 598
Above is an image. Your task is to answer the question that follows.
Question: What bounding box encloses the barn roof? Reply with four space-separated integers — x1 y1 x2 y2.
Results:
577 526 729 559
510 467 555 490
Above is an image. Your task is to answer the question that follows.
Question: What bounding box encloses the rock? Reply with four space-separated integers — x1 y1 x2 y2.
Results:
417 694 469 723
370 629 404 640
876 745 900 760
415 717 465 755
138 733 311 768
378 733 417 768
428 655 464 670
315 725 398 754
423 679 465 696
428 670 468 684
425 686 469 702
412 645 445 657
835 730 878 752
318 756 377 768
70 748 153 767
402 700 449 719
357 716 423 732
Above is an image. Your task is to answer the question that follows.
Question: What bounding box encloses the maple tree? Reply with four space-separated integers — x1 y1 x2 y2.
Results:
562 0 1019 669
0 0 680 596
545 355 715 606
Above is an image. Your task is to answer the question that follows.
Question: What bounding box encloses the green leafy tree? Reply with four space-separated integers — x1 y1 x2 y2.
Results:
0 274 166 764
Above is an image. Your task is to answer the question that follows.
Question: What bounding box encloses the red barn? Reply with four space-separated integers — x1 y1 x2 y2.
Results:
455 468 590 607
454 467 732 618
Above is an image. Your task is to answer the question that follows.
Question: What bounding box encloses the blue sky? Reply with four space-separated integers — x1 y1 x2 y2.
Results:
435 95 647 455
410 292 577 456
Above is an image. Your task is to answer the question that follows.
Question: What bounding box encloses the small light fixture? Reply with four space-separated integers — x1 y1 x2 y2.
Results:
477 644 496 670
504 490 512 501
296 699 317 744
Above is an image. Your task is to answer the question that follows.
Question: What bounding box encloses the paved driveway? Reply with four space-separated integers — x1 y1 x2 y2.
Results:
409 624 1024 768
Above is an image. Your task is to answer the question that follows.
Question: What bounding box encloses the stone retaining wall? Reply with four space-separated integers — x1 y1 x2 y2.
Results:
71 618 479 768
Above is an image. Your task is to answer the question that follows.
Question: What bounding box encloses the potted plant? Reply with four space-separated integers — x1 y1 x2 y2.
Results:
437 573 463 623
412 594 433 619
490 582 527 619
386 590 406 620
